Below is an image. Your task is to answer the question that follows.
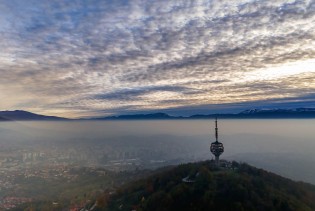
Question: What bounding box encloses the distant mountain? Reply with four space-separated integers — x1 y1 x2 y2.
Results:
95 112 178 120
93 108 315 120
234 108 315 118
0 110 68 121
191 108 315 119
2 108 315 121
98 161 315 211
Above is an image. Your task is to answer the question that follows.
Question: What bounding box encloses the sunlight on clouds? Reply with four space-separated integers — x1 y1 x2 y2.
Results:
143 91 181 100
239 59 315 83
1 0 315 117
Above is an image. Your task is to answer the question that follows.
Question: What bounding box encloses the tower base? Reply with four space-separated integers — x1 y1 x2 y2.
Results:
215 156 220 167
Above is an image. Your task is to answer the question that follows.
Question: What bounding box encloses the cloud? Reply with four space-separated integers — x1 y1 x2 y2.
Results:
94 85 200 101
0 0 315 117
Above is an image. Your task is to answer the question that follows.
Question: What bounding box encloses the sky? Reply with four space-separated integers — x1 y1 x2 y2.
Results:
0 0 315 118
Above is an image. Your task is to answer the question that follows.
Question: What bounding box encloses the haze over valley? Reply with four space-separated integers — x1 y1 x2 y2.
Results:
1 0 315 210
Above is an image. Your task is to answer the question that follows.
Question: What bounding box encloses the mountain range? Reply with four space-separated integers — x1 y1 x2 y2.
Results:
1 108 315 121
95 108 315 120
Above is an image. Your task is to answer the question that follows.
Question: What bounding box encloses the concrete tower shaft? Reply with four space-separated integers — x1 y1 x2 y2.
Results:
210 117 224 166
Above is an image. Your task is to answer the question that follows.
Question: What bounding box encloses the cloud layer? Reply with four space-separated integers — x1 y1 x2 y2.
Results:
0 0 315 117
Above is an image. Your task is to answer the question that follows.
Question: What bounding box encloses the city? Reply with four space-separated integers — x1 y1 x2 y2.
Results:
0 138 202 210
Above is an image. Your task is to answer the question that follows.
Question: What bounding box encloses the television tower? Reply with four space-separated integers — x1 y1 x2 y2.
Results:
210 117 224 166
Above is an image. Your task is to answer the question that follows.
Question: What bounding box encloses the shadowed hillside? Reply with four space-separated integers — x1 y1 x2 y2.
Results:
97 161 315 211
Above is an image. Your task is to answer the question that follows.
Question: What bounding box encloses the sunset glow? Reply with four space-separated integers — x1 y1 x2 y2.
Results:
1 0 315 117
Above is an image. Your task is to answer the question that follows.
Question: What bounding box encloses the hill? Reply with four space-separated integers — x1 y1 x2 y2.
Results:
97 161 315 211
0 110 68 121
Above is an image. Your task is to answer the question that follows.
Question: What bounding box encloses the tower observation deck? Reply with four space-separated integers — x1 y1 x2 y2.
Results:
210 117 224 166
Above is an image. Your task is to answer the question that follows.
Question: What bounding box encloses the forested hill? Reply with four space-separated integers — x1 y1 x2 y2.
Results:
97 161 315 211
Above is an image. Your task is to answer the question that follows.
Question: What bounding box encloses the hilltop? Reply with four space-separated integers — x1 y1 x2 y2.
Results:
96 161 315 211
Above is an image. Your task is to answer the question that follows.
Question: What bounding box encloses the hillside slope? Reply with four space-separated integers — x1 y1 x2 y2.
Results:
0 110 67 120
98 161 315 211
